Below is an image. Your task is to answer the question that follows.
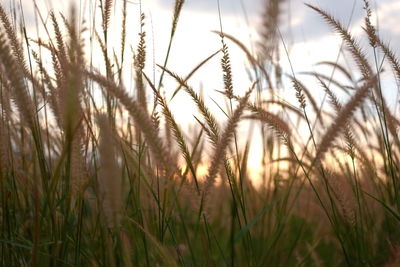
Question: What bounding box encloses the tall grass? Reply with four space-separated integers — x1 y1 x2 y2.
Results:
0 0 400 266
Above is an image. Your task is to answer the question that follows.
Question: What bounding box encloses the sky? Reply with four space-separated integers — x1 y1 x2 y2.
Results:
8 0 400 184
13 0 400 79
14 0 400 87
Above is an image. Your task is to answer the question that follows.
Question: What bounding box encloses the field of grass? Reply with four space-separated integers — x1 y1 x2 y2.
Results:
1 0 400 266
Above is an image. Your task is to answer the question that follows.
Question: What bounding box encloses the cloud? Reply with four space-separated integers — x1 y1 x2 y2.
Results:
277 0 399 48
157 0 260 15
154 0 375 43
285 0 366 41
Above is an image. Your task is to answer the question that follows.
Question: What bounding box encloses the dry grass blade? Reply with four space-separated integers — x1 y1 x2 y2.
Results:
362 0 377 48
213 31 273 90
220 39 234 99
0 32 35 128
86 71 177 177
31 51 62 125
0 98 10 172
299 71 354 95
50 12 68 71
292 78 306 109
306 3 372 79
134 13 147 111
119 0 128 80
171 50 220 100
376 38 400 84
245 102 291 143
259 0 283 60
102 0 113 32
143 73 200 191
316 77 376 160
97 114 122 229
318 77 356 158
288 76 323 125
0 4 27 70
203 85 254 194
316 61 354 82
172 0 185 36
263 100 303 118
95 31 112 78
158 65 221 146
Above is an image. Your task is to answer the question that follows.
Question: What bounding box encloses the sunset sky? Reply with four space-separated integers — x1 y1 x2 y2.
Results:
10 0 400 183
15 0 400 90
